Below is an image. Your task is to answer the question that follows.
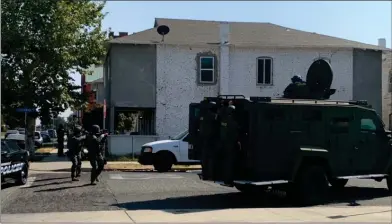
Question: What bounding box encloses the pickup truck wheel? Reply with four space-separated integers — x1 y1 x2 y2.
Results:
16 163 28 185
153 152 173 173
291 165 329 206
329 179 348 189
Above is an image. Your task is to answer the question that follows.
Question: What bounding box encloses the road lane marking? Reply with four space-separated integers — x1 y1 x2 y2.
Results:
109 174 124 180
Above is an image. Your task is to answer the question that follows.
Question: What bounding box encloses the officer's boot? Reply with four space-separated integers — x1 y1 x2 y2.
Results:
71 173 79 181
72 173 79 181
90 169 97 185
71 164 79 181
76 164 81 178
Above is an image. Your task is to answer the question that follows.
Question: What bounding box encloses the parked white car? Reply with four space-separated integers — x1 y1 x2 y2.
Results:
138 130 200 172
6 132 43 148
5 130 19 139
34 131 43 147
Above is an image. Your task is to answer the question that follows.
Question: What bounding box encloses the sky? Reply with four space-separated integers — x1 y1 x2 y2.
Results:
58 1 392 119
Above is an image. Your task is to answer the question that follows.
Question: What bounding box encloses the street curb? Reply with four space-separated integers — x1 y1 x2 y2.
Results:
104 167 202 172
29 167 202 173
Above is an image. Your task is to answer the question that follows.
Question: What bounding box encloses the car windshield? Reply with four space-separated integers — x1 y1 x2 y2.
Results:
4 139 21 151
171 130 188 140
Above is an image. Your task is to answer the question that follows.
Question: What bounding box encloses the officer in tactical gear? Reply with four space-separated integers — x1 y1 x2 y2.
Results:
68 125 85 181
283 75 308 99
57 124 65 157
86 124 105 185
219 101 240 186
292 75 305 84
199 100 218 180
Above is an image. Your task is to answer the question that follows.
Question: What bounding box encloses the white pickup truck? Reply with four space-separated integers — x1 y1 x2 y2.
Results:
138 130 200 172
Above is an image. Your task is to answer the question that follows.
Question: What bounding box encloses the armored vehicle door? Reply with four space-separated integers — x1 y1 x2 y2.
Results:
354 109 390 174
327 108 355 176
188 103 201 160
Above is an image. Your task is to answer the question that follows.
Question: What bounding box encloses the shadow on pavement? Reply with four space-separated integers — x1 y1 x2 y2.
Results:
33 177 70 182
30 168 93 172
34 183 92 192
26 180 72 188
1 182 17 190
114 186 391 214
329 186 390 205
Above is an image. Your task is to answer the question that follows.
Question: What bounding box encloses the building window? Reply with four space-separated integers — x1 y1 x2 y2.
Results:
257 57 273 85
199 56 215 84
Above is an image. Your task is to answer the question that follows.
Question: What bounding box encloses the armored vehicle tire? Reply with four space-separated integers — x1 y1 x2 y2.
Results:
329 179 348 189
153 152 174 173
292 165 329 206
15 163 28 185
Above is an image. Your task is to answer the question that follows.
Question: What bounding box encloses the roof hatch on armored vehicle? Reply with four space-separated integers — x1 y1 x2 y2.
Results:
307 59 333 92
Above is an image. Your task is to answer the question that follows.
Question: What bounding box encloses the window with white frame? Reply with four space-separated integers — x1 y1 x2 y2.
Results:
257 57 273 85
199 56 215 84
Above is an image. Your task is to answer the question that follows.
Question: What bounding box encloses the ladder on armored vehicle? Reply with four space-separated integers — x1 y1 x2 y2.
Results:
249 96 370 107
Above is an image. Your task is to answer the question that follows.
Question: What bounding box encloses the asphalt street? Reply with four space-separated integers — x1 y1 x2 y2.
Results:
2 170 392 214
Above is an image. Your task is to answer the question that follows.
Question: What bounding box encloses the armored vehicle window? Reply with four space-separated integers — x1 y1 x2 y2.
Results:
361 118 377 131
194 108 200 117
331 117 350 133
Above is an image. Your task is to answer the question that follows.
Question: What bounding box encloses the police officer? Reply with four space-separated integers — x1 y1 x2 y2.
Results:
86 125 105 185
57 124 65 157
283 75 307 98
68 125 85 181
199 101 218 180
219 102 239 186
292 75 305 84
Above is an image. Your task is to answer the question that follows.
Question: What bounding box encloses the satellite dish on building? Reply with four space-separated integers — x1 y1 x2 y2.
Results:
157 25 170 42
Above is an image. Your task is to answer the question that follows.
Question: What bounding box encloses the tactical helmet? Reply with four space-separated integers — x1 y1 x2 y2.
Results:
291 75 303 83
91 125 100 134
73 125 82 135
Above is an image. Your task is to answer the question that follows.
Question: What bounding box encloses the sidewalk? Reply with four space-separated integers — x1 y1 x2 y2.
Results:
29 153 201 173
2 206 391 223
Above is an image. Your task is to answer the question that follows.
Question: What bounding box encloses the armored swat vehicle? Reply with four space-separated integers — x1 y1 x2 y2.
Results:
188 95 392 205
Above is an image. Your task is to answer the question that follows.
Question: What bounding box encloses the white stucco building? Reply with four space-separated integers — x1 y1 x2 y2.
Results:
105 18 387 138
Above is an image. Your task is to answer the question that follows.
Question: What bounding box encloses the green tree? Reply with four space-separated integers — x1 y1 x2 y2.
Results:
1 0 107 152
